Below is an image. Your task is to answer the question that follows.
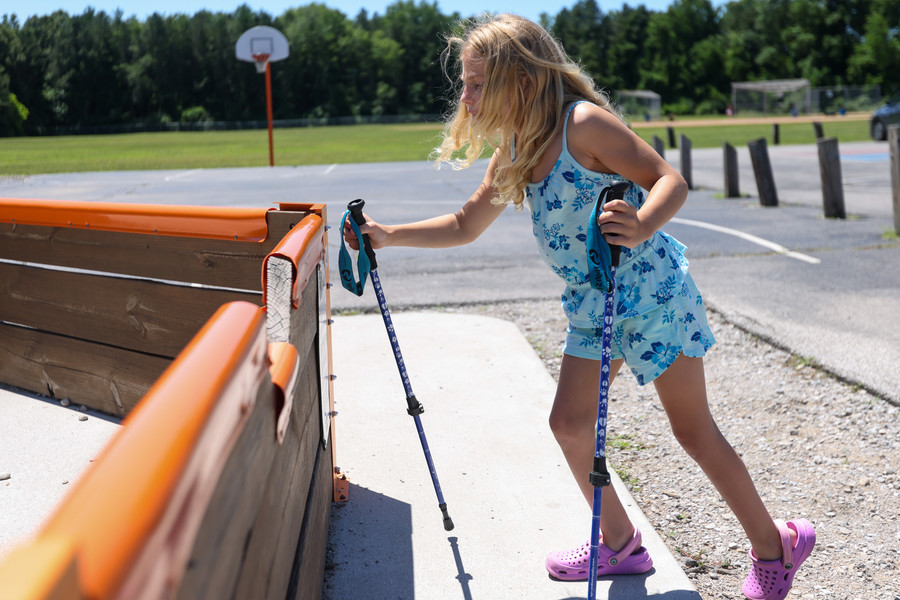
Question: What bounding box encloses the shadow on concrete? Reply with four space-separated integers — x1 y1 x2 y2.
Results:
556 571 704 600
322 483 414 599
448 536 473 600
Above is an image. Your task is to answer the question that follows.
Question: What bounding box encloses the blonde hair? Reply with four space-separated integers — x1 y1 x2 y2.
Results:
434 13 622 209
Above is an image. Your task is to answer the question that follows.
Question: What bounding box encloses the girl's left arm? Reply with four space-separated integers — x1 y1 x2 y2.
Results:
568 103 688 248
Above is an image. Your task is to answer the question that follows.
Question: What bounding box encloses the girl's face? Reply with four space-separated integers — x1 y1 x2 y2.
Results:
460 51 485 117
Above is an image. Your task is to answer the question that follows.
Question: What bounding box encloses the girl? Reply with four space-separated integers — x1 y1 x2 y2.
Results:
344 14 814 600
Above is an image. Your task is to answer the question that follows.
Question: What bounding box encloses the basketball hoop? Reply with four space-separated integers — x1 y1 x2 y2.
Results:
235 26 289 72
235 26 290 167
252 53 270 74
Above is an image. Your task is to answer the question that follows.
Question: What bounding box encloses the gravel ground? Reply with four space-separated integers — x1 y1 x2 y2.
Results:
433 299 900 600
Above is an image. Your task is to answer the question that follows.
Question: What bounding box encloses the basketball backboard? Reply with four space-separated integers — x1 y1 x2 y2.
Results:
235 26 289 72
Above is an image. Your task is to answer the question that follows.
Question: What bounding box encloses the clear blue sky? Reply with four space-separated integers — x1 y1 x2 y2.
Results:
14 0 691 24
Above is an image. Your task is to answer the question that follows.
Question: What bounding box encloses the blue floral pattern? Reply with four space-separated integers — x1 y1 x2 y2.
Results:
524 101 715 385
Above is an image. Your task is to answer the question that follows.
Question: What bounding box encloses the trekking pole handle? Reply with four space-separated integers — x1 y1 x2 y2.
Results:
605 181 630 268
348 198 377 270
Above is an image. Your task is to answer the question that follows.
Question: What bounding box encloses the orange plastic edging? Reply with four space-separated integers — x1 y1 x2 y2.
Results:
262 213 324 308
0 198 272 241
39 301 268 600
0 537 81 600
268 341 300 444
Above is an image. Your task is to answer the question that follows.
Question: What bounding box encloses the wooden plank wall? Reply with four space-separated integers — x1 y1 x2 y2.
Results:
289 427 334 600
0 324 171 415
175 264 331 600
0 205 334 599
0 210 301 416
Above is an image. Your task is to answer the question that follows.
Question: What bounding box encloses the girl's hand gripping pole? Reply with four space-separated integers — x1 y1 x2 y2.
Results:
338 198 373 296
587 181 629 293
348 198 378 270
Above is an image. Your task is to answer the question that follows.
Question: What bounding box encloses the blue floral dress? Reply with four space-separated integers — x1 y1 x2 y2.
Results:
524 102 715 385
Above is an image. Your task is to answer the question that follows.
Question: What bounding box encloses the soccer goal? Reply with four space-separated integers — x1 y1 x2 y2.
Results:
731 79 811 116
615 90 662 122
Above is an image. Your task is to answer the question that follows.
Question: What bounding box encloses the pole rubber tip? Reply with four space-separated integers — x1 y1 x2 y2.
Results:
440 503 454 531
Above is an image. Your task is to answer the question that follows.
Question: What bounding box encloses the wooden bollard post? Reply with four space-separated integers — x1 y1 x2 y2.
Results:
723 142 740 198
680 134 692 190
747 137 778 207
667 126 677 149
813 121 824 139
817 137 846 219
652 135 665 159
890 125 900 235
773 123 780 145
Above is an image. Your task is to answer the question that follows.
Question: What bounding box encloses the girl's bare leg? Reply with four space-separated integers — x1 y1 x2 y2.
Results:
549 353 635 552
652 354 788 560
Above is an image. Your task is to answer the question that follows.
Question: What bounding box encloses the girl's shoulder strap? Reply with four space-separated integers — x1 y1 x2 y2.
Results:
562 100 592 149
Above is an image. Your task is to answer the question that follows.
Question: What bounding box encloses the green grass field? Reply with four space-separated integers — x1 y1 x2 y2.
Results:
0 117 871 176
0 124 447 176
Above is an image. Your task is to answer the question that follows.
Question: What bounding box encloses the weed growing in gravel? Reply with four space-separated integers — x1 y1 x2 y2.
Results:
786 354 819 370
611 464 642 493
607 433 647 452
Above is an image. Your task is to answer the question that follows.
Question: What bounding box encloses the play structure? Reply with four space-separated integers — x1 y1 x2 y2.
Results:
0 198 345 599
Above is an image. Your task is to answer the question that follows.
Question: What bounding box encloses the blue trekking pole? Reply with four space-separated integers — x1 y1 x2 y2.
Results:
585 181 630 600
339 198 454 532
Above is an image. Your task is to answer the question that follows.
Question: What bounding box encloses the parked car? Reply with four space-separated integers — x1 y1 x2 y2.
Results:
870 95 900 140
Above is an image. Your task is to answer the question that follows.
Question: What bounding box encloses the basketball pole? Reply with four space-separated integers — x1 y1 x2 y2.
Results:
265 60 274 167
236 26 288 167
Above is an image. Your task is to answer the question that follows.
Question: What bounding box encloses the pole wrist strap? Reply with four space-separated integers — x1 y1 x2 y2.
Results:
339 210 371 296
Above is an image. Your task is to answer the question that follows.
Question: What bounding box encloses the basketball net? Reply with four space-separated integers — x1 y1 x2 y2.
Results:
252 53 270 74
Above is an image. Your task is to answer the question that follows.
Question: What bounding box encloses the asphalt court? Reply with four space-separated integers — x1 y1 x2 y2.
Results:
1 141 897 405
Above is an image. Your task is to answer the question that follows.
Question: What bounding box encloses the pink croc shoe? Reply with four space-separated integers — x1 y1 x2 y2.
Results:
743 519 816 600
546 528 653 581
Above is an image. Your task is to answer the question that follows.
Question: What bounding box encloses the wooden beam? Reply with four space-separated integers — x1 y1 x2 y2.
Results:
232 349 321 600
723 142 740 198
266 256 294 343
0 211 303 291
817 137 846 219
890 125 900 235
652 135 665 159
813 121 824 139
0 262 257 357
0 322 170 416
748 137 779 207
679 134 693 190
288 435 333 600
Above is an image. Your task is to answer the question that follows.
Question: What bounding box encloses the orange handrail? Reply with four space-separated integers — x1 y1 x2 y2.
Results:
38 301 269 599
268 341 300 444
0 198 272 241
263 213 325 308
0 537 81 600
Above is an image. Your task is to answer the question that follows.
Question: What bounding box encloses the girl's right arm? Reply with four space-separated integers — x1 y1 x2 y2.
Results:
344 152 507 250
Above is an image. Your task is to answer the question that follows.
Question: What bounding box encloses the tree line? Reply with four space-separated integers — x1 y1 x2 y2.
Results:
1 0 897 136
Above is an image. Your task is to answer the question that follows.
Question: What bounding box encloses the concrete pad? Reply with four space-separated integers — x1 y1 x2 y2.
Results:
0 387 121 559
325 312 699 599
